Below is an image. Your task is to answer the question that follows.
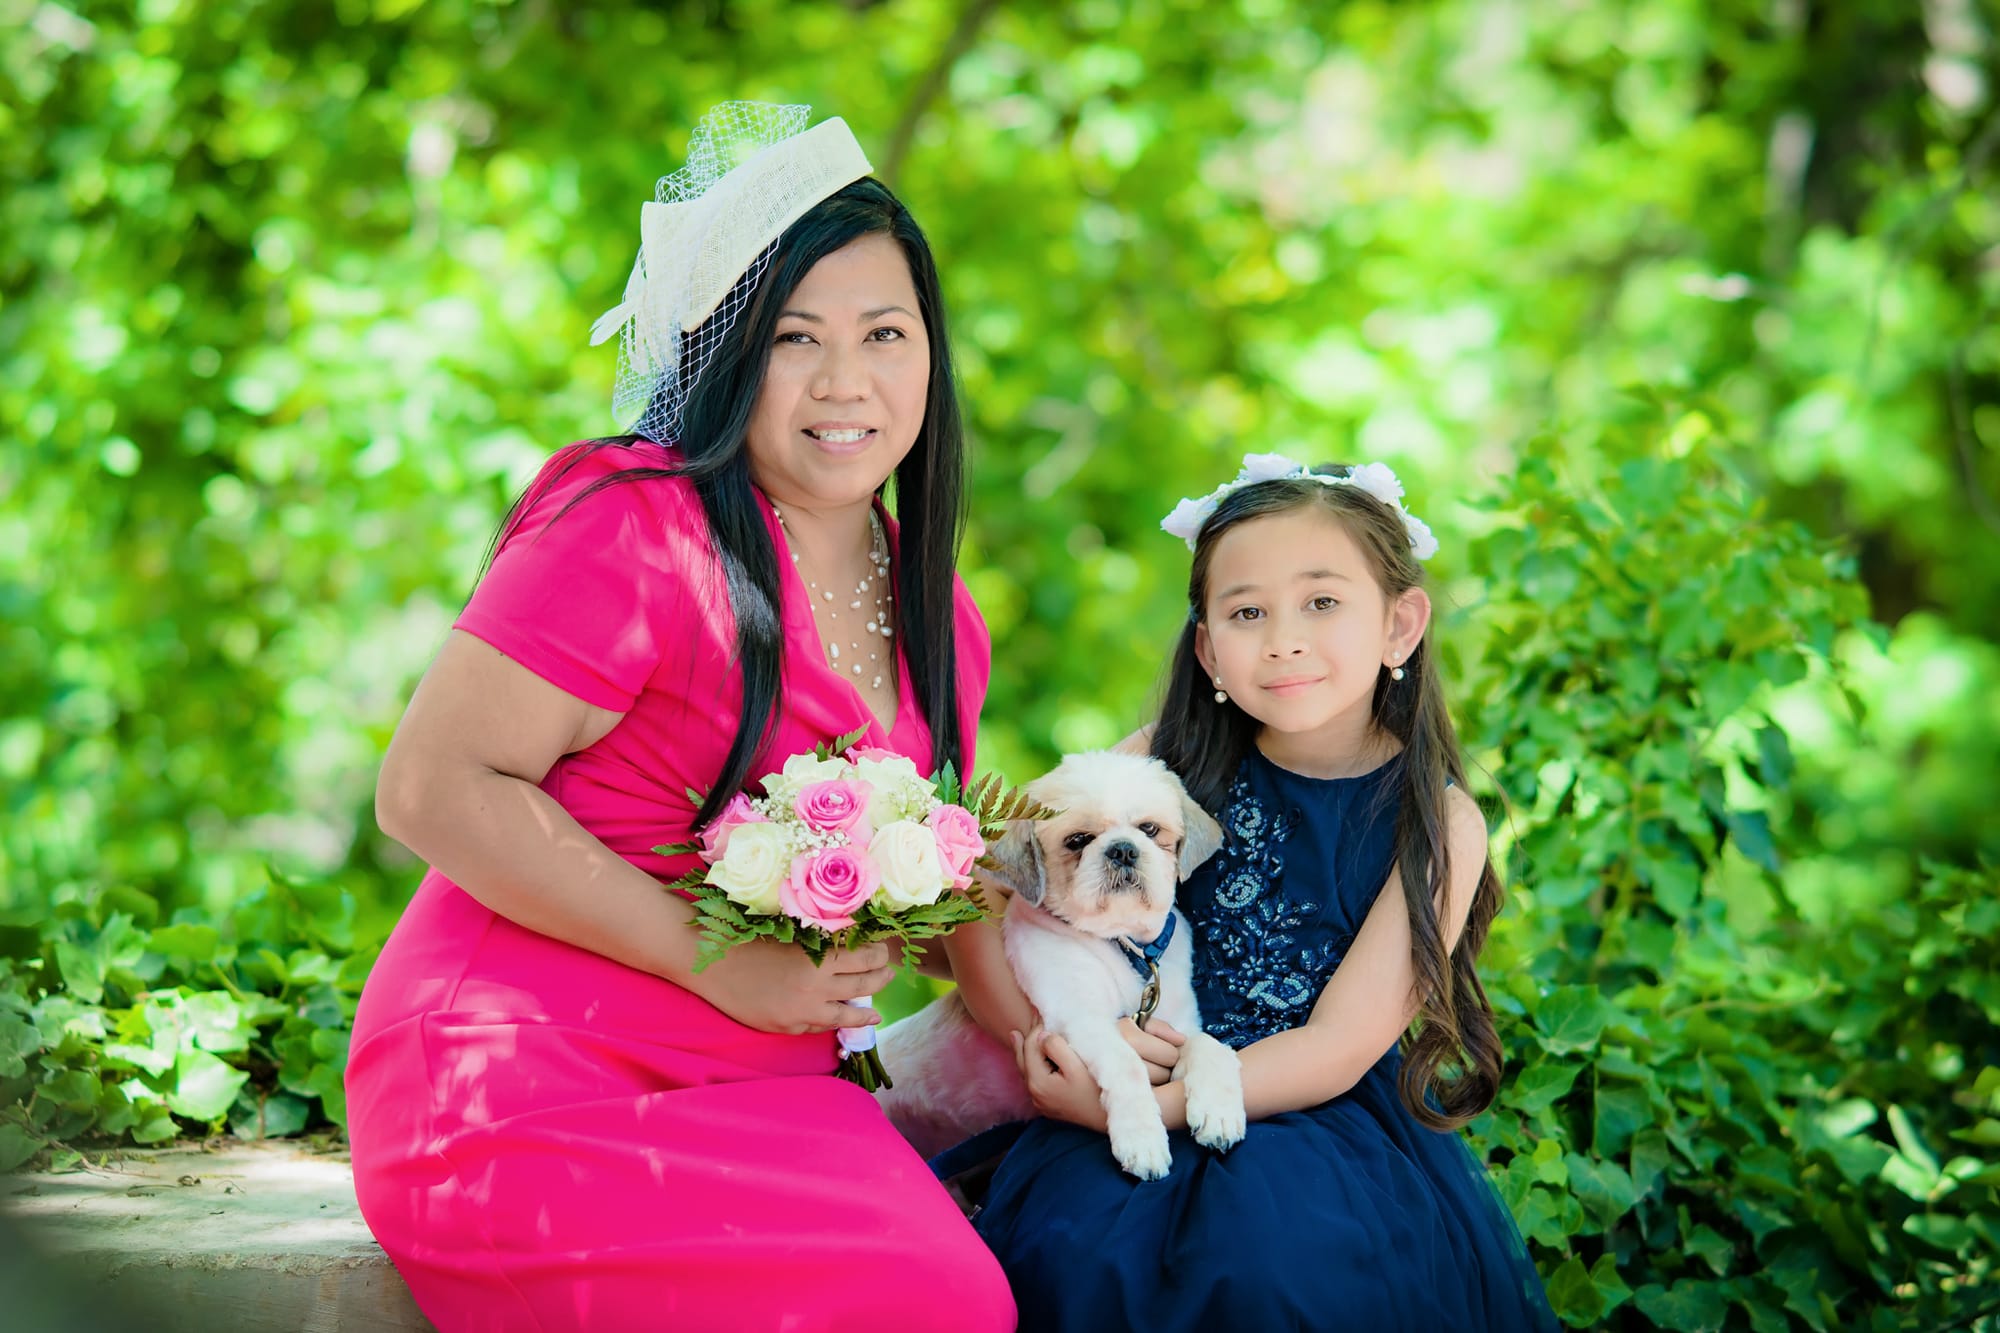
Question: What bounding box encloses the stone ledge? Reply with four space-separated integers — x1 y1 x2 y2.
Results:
3 1141 431 1333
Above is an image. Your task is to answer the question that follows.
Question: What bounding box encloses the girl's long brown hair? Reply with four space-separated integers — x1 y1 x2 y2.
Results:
1151 470 1504 1130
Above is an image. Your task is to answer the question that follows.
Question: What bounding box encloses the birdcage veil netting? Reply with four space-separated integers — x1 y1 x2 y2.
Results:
588 102 874 444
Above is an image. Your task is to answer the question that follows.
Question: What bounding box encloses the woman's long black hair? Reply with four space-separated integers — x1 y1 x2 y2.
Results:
1150 472 1505 1131
485 178 967 829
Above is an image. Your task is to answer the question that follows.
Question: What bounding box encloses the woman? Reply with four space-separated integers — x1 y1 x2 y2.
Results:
346 104 1023 1332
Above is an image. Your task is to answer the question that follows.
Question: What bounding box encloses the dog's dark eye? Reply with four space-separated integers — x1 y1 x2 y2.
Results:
1063 832 1095 853
1139 821 1161 839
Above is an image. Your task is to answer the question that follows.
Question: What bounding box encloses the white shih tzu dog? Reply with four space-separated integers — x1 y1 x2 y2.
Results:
875 750 1247 1181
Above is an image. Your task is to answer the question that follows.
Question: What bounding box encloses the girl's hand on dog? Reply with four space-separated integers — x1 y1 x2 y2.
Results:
1120 1017 1186 1086
1012 1026 1109 1132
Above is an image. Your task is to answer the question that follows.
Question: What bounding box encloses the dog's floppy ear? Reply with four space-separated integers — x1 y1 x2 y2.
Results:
981 819 1047 906
1178 796 1223 881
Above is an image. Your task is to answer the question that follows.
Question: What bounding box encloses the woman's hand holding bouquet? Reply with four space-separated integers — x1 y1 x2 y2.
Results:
657 730 1044 1089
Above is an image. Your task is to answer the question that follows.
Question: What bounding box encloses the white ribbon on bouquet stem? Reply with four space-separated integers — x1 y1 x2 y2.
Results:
837 995 877 1055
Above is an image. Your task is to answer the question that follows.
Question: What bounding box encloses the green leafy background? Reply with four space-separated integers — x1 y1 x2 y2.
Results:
4 2 1996 1329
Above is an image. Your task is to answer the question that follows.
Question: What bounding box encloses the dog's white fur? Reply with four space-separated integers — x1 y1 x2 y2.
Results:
875 750 1246 1180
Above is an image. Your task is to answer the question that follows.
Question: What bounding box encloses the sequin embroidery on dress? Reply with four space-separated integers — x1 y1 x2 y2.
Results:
1186 773 1352 1048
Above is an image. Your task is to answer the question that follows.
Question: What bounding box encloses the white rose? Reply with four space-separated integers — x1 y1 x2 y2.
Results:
868 820 948 911
1237 451 1305 484
852 752 923 793
706 821 792 915
851 754 924 827
762 752 854 807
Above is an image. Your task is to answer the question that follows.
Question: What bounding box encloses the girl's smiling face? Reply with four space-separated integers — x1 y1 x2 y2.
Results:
1195 507 1430 752
743 231 931 511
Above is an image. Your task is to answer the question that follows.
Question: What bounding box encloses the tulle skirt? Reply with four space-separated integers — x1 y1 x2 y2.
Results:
974 1053 1555 1332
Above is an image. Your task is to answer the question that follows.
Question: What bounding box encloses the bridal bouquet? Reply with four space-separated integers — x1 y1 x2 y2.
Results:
656 730 1043 1090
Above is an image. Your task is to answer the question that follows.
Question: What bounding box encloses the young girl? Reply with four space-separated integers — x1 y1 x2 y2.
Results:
973 456 1557 1331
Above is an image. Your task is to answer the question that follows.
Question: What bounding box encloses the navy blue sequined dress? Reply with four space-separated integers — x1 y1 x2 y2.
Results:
973 750 1556 1332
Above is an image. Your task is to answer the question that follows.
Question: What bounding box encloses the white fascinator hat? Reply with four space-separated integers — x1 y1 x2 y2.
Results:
589 102 874 444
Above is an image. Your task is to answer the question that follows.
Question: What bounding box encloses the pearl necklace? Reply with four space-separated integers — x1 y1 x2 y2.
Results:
774 504 895 690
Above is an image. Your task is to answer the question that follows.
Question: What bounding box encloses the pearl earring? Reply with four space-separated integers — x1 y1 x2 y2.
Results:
1213 674 1227 704
1390 662 1406 681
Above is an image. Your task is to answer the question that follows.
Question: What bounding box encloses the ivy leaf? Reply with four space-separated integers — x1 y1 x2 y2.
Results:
0 1013 40 1078
1744 1301 1790 1333
1632 1278 1729 1332
1544 1257 1606 1327
309 1026 349 1071
1754 724 1794 787
1533 986 1611 1054
1818 1134 1893 1185
1684 1224 1734 1275
1511 1185 1567 1247
1629 1129 1673 1197
1548 1252 1636 1327
1723 810 1780 873
53 939 107 1005
1972 1066 2000 1111
1763 1242 1838 1332
0 1122 42 1172
230 1089 310 1140
306 1063 347 1127
1589 1254 1634 1315
1565 1153 1639 1230
147 923 220 962
1950 1118 2000 1147
1886 1103 1940 1176
166 1049 249 1122
1593 1082 1653 1157
130 1105 179 1145
102 1038 176 1077
1882 1103 1943 1198
1511 1059 1581 1114
182 991 253 1053
42 1069 101 1111
1903 1213 1976 1253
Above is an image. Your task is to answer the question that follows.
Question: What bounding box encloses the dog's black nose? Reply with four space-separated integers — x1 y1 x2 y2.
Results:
1104 840 1139 869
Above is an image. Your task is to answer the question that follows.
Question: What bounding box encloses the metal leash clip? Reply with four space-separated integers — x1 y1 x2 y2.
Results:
1133 962 1162 1030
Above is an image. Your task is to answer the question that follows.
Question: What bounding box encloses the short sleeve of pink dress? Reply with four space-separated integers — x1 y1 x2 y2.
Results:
346 442 1012 1333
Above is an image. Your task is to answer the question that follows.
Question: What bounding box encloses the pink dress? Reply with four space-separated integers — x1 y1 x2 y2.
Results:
346 443 1015 1333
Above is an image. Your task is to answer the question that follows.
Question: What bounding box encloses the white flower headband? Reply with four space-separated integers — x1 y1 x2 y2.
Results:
1159 453 1439 560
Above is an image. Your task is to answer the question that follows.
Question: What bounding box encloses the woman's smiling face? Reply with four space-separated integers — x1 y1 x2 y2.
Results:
743 231 931 510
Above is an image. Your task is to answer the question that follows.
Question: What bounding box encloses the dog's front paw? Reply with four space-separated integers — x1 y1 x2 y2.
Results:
1181 1035 1247 1152
1109 1121 1173 1180
1185 1080 1247 1152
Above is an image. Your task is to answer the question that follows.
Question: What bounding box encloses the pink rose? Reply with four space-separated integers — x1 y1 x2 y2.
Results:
848 745 901 763
925 805 985 889
795 779 874 835
780 846 880 932
698 793 768 863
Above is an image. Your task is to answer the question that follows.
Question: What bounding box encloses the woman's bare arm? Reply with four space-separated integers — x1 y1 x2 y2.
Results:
375 631 892 1033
